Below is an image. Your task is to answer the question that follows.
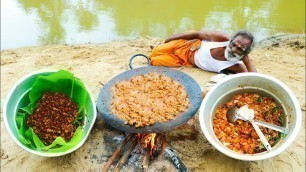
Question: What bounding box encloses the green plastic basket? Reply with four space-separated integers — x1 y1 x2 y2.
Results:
3 70 97 157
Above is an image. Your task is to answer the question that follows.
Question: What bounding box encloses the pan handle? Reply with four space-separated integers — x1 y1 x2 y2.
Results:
129 54 151 69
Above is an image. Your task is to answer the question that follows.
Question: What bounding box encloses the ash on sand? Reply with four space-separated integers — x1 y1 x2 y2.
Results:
1 35 305 172
118 142 177 172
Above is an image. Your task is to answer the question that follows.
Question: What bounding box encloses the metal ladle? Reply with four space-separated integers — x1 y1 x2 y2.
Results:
226 106 289 151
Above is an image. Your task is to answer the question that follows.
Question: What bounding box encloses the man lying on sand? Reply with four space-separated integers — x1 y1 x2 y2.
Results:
149 30 257 73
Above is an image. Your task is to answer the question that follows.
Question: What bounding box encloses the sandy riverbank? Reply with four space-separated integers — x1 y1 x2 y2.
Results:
1 35 305 171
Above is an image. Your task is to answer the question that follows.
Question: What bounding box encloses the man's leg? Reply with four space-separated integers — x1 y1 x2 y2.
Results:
150 40 186 56
150 54 182 67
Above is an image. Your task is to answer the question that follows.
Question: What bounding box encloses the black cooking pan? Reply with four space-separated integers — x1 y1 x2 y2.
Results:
97 54 202 133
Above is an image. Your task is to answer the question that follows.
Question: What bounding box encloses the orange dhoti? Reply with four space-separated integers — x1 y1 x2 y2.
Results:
149 39 201 67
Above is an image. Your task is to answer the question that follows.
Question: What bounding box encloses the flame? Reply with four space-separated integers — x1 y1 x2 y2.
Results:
139 133 157 157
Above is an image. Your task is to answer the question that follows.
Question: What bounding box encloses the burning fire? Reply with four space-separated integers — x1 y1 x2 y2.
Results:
104 133 186 172
138 133 157 157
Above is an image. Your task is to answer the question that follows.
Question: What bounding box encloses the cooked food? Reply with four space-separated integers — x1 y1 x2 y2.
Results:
26 92 79 145
110 72 190 127
213 93 284 154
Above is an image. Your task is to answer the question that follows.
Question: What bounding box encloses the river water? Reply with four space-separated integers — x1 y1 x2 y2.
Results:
1 0 305 50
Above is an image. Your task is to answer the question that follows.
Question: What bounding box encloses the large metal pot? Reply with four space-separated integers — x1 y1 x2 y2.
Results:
199 73 302 161
97 54 202 133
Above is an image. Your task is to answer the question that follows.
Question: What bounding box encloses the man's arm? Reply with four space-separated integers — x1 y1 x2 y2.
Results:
242 55 257 72
164 30 230 43
222 56 257 73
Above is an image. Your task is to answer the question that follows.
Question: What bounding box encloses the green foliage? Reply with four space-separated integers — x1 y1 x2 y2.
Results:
272 107 279 113
257 97 263 103
274 133 287 144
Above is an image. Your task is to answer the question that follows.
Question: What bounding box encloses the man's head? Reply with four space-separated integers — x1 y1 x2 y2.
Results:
224 30 254 62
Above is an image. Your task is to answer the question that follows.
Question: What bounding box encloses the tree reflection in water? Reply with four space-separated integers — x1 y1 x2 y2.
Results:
14 0 306 47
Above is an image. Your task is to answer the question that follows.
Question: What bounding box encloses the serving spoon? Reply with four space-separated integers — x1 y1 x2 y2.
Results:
226 106 289 151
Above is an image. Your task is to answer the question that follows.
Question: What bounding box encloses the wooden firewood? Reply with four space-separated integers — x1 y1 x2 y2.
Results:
142 151 150 171
114 137 138 172
102 134 134 172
